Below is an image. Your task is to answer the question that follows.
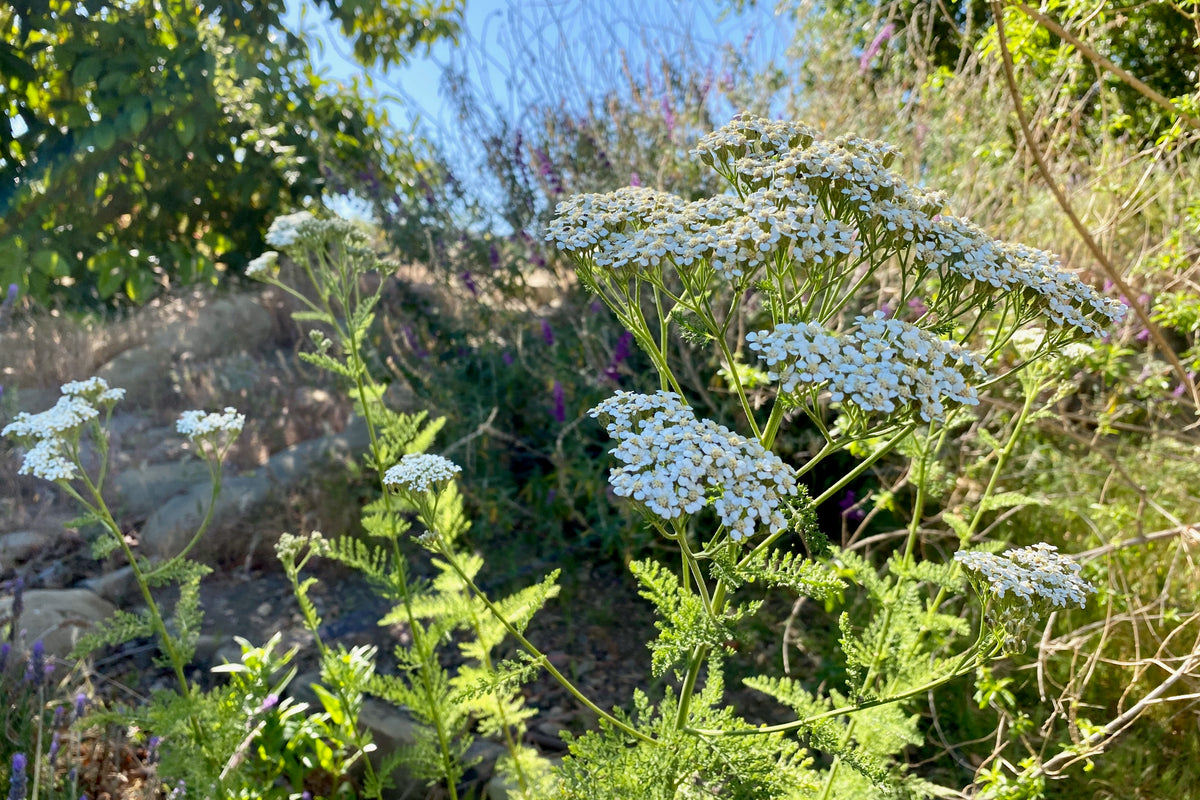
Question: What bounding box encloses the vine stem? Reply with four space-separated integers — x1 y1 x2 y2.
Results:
989 0 1198 412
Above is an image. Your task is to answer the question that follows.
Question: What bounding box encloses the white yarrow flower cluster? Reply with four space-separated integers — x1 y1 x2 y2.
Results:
549 114 1126 339
589 392 798 542
264 211 316 248
60 377 126 404
2 377 125 481
246 251 279 279
176 407 246 441
747 312 986 421
955 543 1093 609
384 454 462 494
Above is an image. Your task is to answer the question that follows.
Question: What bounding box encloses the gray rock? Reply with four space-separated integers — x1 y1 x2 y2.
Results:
96 295 275 406
109 460 212 519
0 588 116 658
0 529 57 569
78 565 139 604
138 421 368 560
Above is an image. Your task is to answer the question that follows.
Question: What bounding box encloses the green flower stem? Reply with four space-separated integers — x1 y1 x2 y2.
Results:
687 645 992 739
460 598 534 795
964 369 1043 541
430 538 658 746
142 461 221 582
673 569 731 731
69 480 210 757
341 326 429 800
743 425 915 568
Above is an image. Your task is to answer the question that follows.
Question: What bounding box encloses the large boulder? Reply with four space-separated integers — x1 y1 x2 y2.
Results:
0 588 116 658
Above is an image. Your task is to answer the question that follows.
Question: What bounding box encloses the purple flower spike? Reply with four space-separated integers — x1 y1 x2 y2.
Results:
551 380 566 423
629 171 641 187
4 284 15 302
8 753 27 800
502 351 514 366
541 319 555 347
75 692 88 720
859 22 895 73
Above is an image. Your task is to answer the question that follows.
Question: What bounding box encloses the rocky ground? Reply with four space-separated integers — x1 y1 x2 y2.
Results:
0 284 658 798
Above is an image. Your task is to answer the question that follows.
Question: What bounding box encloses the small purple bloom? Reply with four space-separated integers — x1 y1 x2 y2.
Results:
74 692 88 720
5 284 16 302
49 732 60 763
629 171 641 188
838 490 866 524
0 643 9 672
488 243 501 269
53 705 64 727
589 300 603 314
1173 382 1188 398
551 380 566 423
859 22 895 73
878 303 894 319
1136 327 1151 341
460 271 478 296
546 489 557 505
541 319 555 346
1103 280 1115 293
258 693 279 713
907 297 929 317
502 351 514 366
24 640 44 686
8 753 27 800
661 97 676 138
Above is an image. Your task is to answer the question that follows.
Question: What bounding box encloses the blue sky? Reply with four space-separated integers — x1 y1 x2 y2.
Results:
284 0 796 152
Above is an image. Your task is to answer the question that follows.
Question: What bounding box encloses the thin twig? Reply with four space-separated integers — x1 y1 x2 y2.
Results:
988 1 1199 415
1012 3 1200 132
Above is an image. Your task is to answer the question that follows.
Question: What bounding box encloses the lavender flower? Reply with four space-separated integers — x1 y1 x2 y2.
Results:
552 380 566 423
860 22 895 73
74 692 88 720
24 640 44 686
541 319 555 346
7 753 26 800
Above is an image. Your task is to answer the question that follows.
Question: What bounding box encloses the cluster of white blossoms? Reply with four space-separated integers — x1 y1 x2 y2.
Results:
549 114 1126 338
264 210 364 252
955 543 1094 610
589 391 798 542
245 250 279 279
176 407 246 442
264 211 317 248
2 378 126 482
747 312 987 421
384 453 462 494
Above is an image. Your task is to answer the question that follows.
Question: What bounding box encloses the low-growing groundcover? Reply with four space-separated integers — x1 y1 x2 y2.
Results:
3 115 1195 800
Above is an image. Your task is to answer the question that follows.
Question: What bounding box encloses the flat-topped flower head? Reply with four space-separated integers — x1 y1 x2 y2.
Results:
176 407 245 442
748 312 986 422
60 376 125 405
246 251 279 280
2 394 101 441
590 392 798 542
955 543 1094 610
956 542 1094 653
265 211 363 252
384 454 462 494
16 438 78 482
265 211 316 248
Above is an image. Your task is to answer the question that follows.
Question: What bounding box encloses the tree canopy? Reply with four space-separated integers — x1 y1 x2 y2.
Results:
1 0 462 307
